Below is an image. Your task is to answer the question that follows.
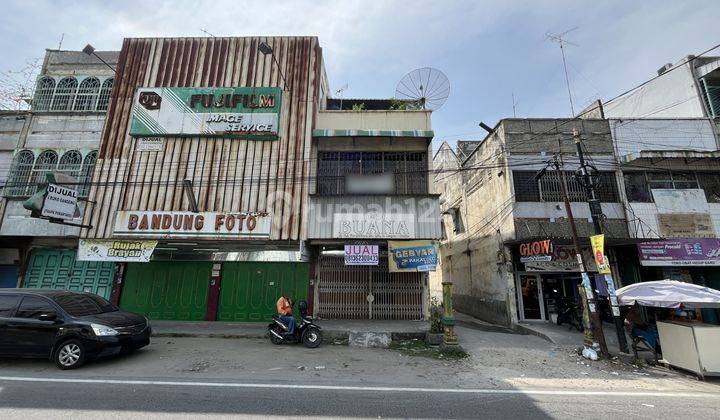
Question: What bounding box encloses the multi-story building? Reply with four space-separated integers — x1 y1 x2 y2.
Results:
434 118 629 326
0 49 118 290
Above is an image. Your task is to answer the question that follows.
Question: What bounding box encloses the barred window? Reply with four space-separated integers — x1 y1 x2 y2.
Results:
31 150 58 193
513 170 619 202
32 77 55 111
51 77 78 111
78 151 98 197
316 151 428 195
97 78 113 111
73 77 100 111
5 150 35 196
58 150 83 188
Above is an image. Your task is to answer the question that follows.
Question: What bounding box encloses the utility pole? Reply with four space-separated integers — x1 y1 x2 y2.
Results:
573 129 629 353
551 154 609 357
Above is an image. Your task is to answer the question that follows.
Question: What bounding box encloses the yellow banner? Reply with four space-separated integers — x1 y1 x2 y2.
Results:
590 234 611 274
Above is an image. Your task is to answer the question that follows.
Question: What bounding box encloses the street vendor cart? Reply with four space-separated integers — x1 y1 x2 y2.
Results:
616 280 720 379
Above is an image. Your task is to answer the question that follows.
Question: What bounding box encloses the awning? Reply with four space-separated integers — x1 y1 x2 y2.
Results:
313 129 434 138
619 150 720 164
616 280 720 308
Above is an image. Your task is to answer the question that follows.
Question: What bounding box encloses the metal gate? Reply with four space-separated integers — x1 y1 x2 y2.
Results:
24 249 115 299
317 255 423 320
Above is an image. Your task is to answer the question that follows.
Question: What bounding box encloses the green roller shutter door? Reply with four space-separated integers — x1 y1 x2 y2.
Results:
24 249 115 299
218 262 308 322
121 261 210 321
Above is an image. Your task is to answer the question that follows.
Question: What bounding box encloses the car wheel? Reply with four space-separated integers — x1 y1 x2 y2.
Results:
302 328 322 348
55 339 85 370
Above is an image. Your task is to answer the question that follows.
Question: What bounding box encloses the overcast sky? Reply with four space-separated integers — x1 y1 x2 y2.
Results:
0 0 717 149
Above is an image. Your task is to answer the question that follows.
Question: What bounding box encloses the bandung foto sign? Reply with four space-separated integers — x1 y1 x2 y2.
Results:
129 87 281 139
344 245 379 265
77 239 157 262
114 211 271 239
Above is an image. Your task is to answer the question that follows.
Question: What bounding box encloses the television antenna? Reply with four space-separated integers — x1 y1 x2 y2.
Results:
546 27 579 116
335 83 348 109
395 67 450 111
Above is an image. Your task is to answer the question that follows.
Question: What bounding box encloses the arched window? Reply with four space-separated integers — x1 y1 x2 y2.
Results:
58 150 83 187
73 77 100 111
78 151 97 197
31 150 58 193
33 77 55 111
5 150 35 196
51 77 78 111
97 78 113 111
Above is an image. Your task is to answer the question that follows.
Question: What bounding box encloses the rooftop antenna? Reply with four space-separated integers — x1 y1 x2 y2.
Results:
335 83 348 109
395 67 450 111
200 28 216 37
546 27 579 116
511 92 518 117
58 33 64 50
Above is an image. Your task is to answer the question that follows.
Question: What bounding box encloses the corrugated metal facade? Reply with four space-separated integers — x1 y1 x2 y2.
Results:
307 195 441 239
82 37 324 241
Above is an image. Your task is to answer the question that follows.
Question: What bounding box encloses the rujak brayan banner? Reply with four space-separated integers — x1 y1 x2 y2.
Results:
130 87 281 139
388 240 438 272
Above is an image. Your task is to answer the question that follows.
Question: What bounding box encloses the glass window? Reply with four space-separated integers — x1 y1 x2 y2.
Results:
15 296 56 319
51 294 117 317
513 171 540 202
31 150 58 193
32 77 55 111
58 150 83 187
97 78 113 111
647 172 673 190
73 77 101 111
78 151 98 197
0 295 20 317
698 172 720 203
51 77 78 111
5 150 35 197
671 172 699 190
624 172 652 203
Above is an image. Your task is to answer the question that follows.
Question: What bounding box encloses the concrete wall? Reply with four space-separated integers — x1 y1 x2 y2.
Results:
43 50 119 76
0 113 27 185
604 60 706 118
611 118 718 158
22 114 106 150
316 110 432 131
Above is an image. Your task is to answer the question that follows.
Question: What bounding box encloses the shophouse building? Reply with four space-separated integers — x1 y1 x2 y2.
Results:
434 118 629 326
0 49 118 290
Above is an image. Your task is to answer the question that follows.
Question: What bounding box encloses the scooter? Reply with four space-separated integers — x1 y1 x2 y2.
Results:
556 297 584 332
267 300 322 348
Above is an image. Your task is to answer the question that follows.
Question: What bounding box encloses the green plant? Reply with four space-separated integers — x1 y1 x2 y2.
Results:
389 98 408 110
351 102 365 111
428 296 443 333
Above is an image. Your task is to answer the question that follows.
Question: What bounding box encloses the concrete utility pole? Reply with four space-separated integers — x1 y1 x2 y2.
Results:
552 153 609 357
573 129 629 353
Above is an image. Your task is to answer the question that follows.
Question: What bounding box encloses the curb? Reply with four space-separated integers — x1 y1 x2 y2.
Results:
152 330 426 344
511 324 556 344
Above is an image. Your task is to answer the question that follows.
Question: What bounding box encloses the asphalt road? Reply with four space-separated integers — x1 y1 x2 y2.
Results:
0 376 719 419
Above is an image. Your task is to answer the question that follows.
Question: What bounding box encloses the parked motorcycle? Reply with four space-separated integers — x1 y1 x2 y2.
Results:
267 300 322 348
556 297 584 332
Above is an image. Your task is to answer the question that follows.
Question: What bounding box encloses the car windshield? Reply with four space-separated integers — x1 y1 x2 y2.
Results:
52 294 118 317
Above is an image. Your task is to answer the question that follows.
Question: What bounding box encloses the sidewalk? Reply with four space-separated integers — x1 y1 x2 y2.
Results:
150 319 428 345
516 320 633 355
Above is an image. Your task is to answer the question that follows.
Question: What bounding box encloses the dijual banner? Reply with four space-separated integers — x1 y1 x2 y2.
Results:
388 240 438 272
77 239 158 262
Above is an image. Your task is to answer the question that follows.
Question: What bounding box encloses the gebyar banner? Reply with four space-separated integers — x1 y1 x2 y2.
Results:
388 240 438 272
590 234 611 274
77 239 158 262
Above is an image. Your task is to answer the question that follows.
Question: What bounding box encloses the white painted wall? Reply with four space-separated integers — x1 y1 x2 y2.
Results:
316 110 432 131
610 118 717 158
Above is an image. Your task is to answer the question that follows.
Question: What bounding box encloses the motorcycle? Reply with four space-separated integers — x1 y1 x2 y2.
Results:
267 300 322 348
556 297 584 332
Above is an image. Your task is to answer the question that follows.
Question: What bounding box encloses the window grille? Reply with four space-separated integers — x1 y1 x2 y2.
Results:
32 77 55 111
5 150 35 196
97 78 113 111
58 150 83 190
31 150 58 193
78 151 98 197
513 170 619 202
73 77 101 111
50 77 78 111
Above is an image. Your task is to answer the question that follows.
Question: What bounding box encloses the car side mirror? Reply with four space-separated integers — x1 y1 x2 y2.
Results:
39 312 58 322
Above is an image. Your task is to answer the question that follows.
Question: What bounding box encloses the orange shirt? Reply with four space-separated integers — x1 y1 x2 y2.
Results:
276 297 292 316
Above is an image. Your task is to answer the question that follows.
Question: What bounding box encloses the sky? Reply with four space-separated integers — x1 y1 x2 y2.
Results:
0 0 717 151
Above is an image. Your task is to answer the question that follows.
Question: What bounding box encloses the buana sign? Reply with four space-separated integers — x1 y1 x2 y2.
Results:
114 211 271 239
130 87 281 139
333 213 415 239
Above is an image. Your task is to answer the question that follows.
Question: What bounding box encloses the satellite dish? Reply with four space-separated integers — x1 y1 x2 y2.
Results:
395 67 450 110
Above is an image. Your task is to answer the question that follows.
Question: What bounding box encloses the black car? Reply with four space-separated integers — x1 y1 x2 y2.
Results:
0 289 151 369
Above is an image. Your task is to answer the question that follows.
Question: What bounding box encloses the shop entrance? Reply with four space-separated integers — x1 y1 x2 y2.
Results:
516 272 585 322
120 261 210 321
217 262 308 322
23 249 115 299
317 254 423 320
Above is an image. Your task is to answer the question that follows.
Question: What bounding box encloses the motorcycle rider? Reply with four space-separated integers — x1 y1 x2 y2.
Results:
276 292 295 337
